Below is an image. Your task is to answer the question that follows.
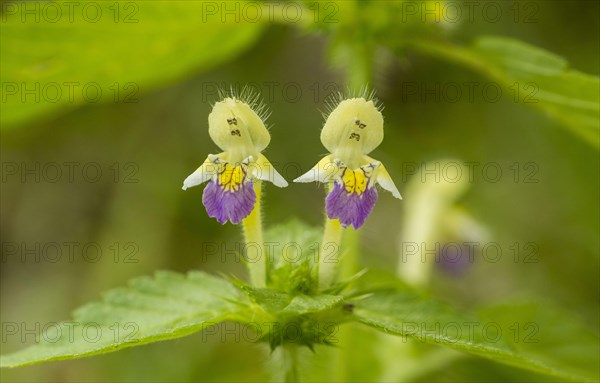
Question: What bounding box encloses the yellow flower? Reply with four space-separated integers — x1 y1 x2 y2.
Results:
294 96 401 228
183 95 287 224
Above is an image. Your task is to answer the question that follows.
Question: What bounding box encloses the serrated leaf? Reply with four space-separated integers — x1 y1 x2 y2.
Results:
0 271 245 368
0 0 265 128
352 288 599 382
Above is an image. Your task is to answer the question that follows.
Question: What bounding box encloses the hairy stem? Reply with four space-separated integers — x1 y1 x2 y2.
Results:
242 181 265 288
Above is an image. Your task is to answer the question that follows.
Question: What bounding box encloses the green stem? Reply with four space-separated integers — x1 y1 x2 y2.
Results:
269 345 301 383
242 181 265 288
282 346 300 383
331 228 361 382
339 226 360 279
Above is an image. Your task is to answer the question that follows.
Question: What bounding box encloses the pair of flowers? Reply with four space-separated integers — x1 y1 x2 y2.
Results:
182 93 401 229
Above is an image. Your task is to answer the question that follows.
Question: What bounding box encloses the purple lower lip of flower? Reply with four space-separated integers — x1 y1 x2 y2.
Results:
202 180 256 224
325 181 378 229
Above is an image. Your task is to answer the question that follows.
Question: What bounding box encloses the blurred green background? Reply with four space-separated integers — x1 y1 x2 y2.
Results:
1 0 598 381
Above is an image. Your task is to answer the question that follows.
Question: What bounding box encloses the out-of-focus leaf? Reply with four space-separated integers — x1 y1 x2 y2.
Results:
477 301 600 383
0 271 244 368
352 288 599 382
409 36 600 147
0 0 265 128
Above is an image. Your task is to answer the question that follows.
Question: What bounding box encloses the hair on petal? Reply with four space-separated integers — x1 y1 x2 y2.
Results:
321 85 382 121
212 85 271 124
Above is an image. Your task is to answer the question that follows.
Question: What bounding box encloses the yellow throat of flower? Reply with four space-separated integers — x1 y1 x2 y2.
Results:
342 168 369 195
219 163 246 192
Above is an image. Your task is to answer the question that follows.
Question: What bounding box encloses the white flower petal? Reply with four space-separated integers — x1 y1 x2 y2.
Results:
252 154 288 188
182 154 223 190
294 154 338 183
359 161 381 188
376 164 402 199
364 155 401 199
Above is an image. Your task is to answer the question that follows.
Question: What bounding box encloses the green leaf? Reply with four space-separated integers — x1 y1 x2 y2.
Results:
283 294 344 315
265 220 322 295
352 288 599 382
231 278 346 317
478 301 600 383
1 1 265 128
409 36 600 147
0 271 245 368
228 273 350 350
